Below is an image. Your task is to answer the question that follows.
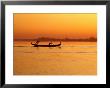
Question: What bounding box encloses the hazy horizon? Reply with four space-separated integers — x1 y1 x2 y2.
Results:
14 36 97 42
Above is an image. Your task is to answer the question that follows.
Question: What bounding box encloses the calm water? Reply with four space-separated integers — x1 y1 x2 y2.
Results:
14 41 97 75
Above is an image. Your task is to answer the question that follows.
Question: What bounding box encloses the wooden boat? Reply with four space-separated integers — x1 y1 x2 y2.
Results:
31 42 61 47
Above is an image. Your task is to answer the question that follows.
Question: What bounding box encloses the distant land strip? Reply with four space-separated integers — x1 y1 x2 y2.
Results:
14 37 97 42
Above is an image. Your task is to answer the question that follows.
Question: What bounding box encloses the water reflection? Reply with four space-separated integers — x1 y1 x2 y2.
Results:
13 41 97 75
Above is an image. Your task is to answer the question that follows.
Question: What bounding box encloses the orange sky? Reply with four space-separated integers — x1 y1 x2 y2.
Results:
14 13 97 39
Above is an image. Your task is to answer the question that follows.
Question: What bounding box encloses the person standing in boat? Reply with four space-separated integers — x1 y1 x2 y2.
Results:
49 41 53 45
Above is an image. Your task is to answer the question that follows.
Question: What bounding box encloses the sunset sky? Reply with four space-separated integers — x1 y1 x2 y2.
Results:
14 13 97 39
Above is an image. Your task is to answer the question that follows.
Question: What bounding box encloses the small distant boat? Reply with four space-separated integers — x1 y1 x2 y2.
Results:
31 41 61 47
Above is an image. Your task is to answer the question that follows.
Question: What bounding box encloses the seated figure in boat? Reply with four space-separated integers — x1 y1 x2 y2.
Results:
35 40 40 45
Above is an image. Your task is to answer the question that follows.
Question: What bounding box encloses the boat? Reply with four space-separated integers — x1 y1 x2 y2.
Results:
31 41 61 47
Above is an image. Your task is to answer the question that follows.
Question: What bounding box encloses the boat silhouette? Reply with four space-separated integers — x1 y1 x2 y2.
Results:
31 41 61 47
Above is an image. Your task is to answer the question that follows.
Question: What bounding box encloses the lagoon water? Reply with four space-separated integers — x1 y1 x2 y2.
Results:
14 41 97 75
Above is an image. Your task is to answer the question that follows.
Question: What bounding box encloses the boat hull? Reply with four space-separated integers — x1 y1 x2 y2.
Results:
33 44 61 47
31 41 61 47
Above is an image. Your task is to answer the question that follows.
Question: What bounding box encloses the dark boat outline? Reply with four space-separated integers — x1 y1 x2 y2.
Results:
31 41 61 47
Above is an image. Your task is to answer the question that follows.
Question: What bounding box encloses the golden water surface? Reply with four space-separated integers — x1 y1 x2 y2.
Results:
14 41 97 75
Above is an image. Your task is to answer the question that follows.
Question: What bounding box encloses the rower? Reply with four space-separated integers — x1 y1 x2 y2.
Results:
49 41 53 45
35 40 40 45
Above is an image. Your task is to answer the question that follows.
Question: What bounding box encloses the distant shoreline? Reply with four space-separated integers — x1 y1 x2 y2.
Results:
14 41 97 42
14 39 97 42
14 38 97 42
